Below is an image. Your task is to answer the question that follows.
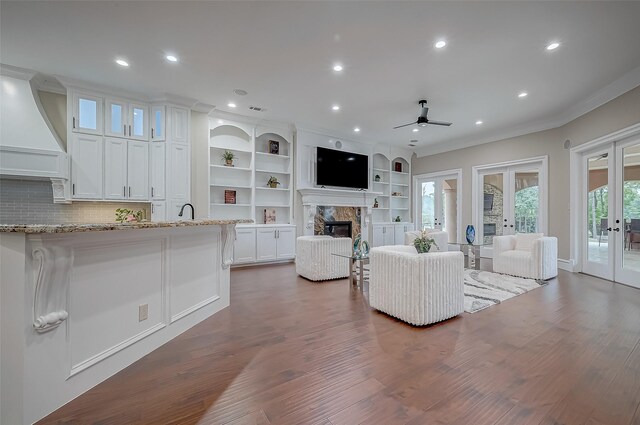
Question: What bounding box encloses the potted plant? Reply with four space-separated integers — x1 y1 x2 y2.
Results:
413 229 438 253
394 216 401 222
220 150 236 166
267 176 280 188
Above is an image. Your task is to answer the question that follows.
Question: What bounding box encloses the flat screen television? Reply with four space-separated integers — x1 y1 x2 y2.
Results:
316 147 369 190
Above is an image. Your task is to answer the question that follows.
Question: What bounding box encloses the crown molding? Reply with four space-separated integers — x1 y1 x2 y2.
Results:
416 64 640 158
0 63 37 80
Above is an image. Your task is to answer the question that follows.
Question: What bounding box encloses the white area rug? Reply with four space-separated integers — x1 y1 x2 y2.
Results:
464 269 547 313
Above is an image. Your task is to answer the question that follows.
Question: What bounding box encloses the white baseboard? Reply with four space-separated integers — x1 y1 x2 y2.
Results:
558 258 576 272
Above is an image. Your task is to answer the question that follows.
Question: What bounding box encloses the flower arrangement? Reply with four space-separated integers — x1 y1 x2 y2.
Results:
413 229 438 254
115 208 145 223
220 150 236 166
267 176 281 188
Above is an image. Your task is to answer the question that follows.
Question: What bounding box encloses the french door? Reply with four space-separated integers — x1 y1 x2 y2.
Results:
582 137 640 287
414 170 461 245
474 158 548 257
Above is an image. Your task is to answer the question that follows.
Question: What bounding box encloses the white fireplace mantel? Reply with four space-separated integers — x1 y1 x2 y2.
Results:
298 187 382 207
298 188 382 240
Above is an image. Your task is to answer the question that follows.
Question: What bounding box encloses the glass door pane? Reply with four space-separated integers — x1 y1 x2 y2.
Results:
442 178 458 243
482 173 504 244
586 154 610 265
421 181 436 229
621 142 640 278
514 171 539 234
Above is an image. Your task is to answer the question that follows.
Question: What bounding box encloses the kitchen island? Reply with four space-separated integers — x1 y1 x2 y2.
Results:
0 219 251 425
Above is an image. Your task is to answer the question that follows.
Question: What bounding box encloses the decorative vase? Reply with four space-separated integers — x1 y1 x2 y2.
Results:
465 225 475 244
360 240 370 256
225 159 233 166
353 233 361 256
268 182 278 188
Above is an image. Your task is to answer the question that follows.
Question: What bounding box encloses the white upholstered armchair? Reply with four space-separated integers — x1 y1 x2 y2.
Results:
492 233 558 280
369 245 464 326
404 229 449 252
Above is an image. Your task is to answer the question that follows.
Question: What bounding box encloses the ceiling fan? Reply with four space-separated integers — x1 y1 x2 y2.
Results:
393 99 452 129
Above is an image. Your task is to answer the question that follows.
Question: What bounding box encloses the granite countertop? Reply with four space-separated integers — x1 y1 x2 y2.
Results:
0 219 254 234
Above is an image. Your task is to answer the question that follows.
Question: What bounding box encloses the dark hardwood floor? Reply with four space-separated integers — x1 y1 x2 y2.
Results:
39 263 640 425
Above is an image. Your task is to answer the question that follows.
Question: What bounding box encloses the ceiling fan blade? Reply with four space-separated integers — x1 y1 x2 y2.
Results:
420 107 429 118
393 121 418 129
427 120 453 127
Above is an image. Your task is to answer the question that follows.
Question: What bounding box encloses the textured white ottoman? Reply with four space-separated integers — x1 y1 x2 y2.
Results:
369 245 464 326
296 236 352 281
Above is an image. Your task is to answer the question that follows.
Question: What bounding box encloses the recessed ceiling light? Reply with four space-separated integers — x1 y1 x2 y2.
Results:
518 92 528 98
353 127 360 132
546 42 560 51
333 64 343 72
435 40 447 49
228 102 237 108
332 105 340 111
476 120 483 125
412 128 419 132
115 59 129 67
165 55 178 62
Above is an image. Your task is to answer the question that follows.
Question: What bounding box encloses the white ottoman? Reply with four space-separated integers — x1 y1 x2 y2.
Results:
369 245 464 325
295 236 352 281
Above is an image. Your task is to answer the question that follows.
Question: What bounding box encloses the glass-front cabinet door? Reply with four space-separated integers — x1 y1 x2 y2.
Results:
150 105 165 142
72 92 103 135
105 98 128 138
129 103 149 141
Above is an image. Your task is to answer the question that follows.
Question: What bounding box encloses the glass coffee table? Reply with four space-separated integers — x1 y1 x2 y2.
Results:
331 253 369 288
449 243 492 270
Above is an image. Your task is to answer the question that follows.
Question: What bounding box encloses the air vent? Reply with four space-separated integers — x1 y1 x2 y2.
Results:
234 89 248 96
249 105 266 112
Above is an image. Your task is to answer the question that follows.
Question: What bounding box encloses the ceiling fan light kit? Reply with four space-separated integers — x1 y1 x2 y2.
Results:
393 99 453 129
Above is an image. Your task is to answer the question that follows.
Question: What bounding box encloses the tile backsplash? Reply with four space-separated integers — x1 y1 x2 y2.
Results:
0 179 150 224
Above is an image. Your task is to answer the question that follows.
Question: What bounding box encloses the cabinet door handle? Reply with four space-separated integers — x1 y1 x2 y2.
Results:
151 187 154 197
128 186 131 197
151 204 154 213
129 125 132 136
72 183 75 195
72 117 76 129
123 186 126 197
124 124 127 136
151 128 154 139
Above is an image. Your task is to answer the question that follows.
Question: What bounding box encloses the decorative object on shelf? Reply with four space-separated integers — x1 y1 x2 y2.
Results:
352 233 370 258
392 191 403 196
374 174 381 182
353 233 361 255
465 224 476 244
413 229 438 253
394 216 402 222
373 198 379 208
221 150 236 166
267 176 281 188
394 161 403 172
224 190 236 204
264 208 276 224
115 208 145 223
268 140 280 155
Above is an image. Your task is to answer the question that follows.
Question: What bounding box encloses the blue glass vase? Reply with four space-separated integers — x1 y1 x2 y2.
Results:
465 225 475 244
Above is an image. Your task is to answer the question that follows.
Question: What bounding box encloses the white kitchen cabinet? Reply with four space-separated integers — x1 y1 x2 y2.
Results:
169 143 189 200
103 137 128 199
104 99 148 141
71 134 103 199
72 92 103 135
170 107 189 144
127 141 149 200
256 227 278 262
151 201 166 221
150 105 165 142
150 142 166 200
372 223 396 247
104 98 128 138
394 223 414 244
233 227 256 264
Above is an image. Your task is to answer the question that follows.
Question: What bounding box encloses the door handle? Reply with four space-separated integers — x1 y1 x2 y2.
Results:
607 227 612 232
504 224 508 227
614 228 620 232
510 225 514 228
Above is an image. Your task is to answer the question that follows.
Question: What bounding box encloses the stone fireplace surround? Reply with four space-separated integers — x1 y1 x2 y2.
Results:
298 188 379 243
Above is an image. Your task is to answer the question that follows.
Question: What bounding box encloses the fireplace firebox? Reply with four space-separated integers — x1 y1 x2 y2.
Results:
324 221 352 238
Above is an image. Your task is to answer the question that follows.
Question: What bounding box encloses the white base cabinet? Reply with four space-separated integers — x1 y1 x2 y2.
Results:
232 225 295 266
372 222 414 247
150 201 166 221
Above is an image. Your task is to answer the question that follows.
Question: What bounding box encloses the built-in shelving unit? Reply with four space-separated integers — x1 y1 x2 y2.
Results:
390 157 411 222
372 153 391 222
208 119 293 224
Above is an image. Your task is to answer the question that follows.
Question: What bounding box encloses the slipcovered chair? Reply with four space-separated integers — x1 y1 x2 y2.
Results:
404 229 449 252
492 233 558 280
295 236 352 281
369 245 464 326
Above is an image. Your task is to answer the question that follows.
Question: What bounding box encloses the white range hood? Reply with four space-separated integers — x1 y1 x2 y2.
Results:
0 64 68 195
